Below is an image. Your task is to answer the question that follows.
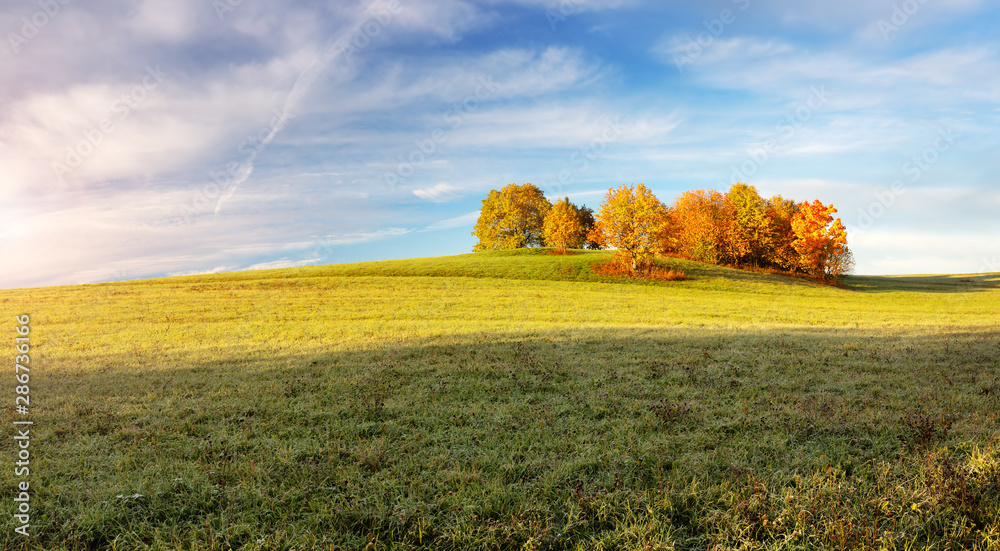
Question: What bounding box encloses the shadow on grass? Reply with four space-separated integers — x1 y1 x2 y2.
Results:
4 326 999 549
845 273 1000 293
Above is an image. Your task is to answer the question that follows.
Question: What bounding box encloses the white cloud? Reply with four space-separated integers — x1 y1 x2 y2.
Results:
413 183 462 202
653 35 792 64
166 265 240 278
658 36 1000 113
850 230 998 275
126 0 204 42
424 210 480 231
388 0 486 41
312 227 411 246
243 258 320 271
0 54 314 196
744 0 986 31
413 103 676 151
491 0 637 9
321 46 601 116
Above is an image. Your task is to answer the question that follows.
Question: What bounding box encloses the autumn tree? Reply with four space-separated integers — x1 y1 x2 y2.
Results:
668 189 724 263
791 199 850 280
577 205 601 249
543 197 587 253
763 195 800 271
590 183 669 272
826 245 856 280
472 183 552 251
719 183 773 267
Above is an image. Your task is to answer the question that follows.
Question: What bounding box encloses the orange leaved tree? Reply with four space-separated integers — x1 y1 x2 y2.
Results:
669 189 724 263
763 195 800 271
543 197 587 253
472 183 552 251
791 199 851 280
590 183 669 272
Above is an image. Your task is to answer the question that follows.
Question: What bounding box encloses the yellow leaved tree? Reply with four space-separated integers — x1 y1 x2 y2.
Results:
472 183 552 251
720 183 773 268
590 183 669 272
543 197 587 253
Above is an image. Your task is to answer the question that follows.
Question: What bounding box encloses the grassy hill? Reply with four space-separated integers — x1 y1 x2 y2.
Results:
2 250 999 550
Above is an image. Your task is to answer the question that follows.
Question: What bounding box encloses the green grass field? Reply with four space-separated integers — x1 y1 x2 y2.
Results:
2 249 999 550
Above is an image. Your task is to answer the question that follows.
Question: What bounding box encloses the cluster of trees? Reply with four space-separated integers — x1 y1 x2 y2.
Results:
664 183 852 278
472 184 599 253
472 182 853 280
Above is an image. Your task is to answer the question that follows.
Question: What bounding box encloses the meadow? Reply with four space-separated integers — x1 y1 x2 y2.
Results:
2 248 999 550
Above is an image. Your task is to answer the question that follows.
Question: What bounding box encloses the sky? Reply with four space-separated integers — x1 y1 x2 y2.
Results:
1 0 999 289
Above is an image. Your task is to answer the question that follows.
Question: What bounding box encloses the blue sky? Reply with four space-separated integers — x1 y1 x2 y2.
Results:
2 0 999 288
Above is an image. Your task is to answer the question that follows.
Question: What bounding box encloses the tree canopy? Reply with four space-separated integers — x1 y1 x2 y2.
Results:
543 197 587 253
668 189 724 264
791 200 852 279
576 206 601 250
589 183 668 272
472 183 551 252
719 183 771 268
664 185 852 280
